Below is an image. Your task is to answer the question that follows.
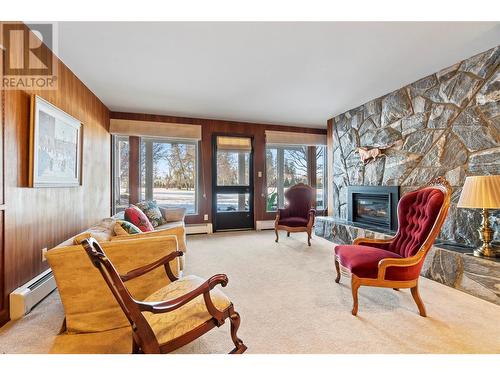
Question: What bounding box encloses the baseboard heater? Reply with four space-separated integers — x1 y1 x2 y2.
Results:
256 220 275 230
185 223 213 235
9 269 56 320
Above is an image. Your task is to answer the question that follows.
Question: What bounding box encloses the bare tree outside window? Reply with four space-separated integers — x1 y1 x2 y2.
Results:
140 138 198 214
113 136 129 213
266 145 327 211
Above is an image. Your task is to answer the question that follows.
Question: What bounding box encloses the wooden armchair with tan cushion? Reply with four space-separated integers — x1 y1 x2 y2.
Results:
81 237 247 354
46 235 182 353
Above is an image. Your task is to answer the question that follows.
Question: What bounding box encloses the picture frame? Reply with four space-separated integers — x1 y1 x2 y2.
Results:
29 95 83 187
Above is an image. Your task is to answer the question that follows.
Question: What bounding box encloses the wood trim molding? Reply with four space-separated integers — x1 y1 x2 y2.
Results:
110 111 327 135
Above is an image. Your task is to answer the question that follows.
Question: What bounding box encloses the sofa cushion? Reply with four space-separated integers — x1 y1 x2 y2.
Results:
114 220 142 236
143 275 231 345
278 216 309 227
136 200 166 228
155 221 185 231
159 207 187 223
69 218 116 244
125 205 154 232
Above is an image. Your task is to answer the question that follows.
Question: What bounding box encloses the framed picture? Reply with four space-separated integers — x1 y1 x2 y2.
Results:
29 95 83 187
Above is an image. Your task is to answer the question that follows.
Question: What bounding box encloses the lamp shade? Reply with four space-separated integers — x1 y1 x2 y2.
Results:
457 175 500 209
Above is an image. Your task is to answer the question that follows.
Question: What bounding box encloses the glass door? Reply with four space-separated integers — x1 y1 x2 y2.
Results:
212 135 254 231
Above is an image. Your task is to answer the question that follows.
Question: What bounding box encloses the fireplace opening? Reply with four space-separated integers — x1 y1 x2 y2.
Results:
347 186 399 231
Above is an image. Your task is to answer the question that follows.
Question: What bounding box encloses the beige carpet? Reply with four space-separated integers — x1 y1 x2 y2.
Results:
1 230 499 354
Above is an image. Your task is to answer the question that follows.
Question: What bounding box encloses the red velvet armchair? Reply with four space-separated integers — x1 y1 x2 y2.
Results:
275 183 316 246
334 177 452 317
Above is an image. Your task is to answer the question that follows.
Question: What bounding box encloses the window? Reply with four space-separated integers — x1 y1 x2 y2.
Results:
266 145 308 211
112 136 130 213
216 151 250 186
266 145 327 212
140 138 198 214
316 146 327 210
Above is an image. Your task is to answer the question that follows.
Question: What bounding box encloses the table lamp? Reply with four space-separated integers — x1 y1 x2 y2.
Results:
457 175 500 258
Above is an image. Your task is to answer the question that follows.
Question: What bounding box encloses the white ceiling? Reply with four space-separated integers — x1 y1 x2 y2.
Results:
57 22 500 128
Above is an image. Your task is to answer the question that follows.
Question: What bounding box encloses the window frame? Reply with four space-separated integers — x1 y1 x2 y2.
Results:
265 144 327 214
111 135 130 214
139 136 200 216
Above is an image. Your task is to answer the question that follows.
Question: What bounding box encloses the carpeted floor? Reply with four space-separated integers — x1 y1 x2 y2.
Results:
1 230 500 354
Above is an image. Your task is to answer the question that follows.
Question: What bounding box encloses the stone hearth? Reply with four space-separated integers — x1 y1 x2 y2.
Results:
315 216 500 305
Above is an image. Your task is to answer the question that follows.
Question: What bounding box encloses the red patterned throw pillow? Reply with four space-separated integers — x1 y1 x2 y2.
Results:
124 205 154 232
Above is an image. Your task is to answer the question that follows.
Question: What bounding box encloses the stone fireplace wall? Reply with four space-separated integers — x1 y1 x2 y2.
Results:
330 46 499 246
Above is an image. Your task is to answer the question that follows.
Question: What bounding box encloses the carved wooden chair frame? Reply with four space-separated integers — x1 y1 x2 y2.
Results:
274 183 316 246
334 177 452 317
81 237 247 354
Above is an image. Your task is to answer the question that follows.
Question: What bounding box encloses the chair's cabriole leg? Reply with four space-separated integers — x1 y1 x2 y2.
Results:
228 307 247 354
334 258 341 283
307 230 311 246
351 276 361 316
275 229 279 243
132 338 140 354
411 284 427 317
393 288 399 291
287 232 290 237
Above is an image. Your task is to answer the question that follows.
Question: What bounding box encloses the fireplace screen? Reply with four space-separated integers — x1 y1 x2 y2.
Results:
353 194 390 227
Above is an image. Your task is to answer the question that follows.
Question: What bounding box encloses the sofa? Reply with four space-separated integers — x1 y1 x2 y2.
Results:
46 207 187 353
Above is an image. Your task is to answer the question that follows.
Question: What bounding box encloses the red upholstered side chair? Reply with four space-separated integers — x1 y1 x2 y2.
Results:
275 183 316 246
334 177 452 316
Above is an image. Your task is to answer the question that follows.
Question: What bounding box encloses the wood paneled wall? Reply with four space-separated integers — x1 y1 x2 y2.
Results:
0 23 110 326
110 112 327 225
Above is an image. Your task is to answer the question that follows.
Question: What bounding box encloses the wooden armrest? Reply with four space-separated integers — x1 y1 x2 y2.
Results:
121 251 184 282
377 253 423 279
137 274 229 323
353 237 394 246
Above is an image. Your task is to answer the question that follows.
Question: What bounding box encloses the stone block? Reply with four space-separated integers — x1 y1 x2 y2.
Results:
438 72 483 107
363 98 382 118
476 69 499 106
459 46 500 79
409 74 438 96
411 95 432 113
468 147 500 175
436 62 460 82
363 157 385 185
358 117 377 136
419 132 468 169
381 89 413 126
401 112 428 136
360 126 402 148
382 150 422 185
402 129 442 155
427 104 458 129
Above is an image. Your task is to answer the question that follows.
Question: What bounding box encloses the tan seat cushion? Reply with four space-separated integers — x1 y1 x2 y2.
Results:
143 275 231 345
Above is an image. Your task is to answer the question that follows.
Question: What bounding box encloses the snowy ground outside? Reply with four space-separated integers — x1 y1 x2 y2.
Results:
119 187 325 214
